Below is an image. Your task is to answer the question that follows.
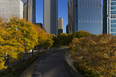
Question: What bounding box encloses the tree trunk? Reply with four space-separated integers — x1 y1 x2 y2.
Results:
47 47 49 50
19 58 23 68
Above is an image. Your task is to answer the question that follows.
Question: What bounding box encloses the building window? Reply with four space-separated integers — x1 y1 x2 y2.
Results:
111 11 116 14
90 3 91 7
95 20 97 23
111 29 116 32
79 20 80 23
101 20 102 23
111 0 116 1
111 33 116 36
87 3 88 7
82 20 83 23
111 24 116 27
92 3 94 7
111 6 116 10
92 20 94 23
111 20 116 23
111 2 116 5
90 20 91 23
87 20 89 23
84 20 86 23
79 3 80 7
81 3 83 7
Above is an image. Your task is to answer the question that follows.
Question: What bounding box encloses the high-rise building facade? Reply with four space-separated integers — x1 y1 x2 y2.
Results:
43 0 58 36
58 17 63 35
0 0 23 21
68 0 73 33
24 0 36 24
103 0 116 36
68 0 102 35
66 24 69 33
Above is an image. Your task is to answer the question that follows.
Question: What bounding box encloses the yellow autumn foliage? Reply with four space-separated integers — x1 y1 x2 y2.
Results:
0 16 55 70
0 16 40 70
69 34 116 76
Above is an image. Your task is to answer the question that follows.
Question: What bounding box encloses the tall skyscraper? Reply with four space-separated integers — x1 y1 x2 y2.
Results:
103 0 116 36
68 0 102 35
43 0 58 36
24 0 36 24
32 0 36 24
68 0 73 33
66 24 69 33
58 17 63 35
0 0 23 21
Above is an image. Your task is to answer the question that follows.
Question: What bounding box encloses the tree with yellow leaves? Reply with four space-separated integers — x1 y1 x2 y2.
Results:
0 16 40 70
7 17 39 53
69 34 116 77
43 34 55 49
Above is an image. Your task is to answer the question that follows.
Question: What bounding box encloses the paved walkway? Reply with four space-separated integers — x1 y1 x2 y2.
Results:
32 47 71 77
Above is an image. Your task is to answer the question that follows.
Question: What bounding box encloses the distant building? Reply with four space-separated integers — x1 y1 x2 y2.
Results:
24 0 36 24
43 0 58 36
68 0 102 35
103 0 116 36
0 0 23 21
66 24 69 33
35 23 43 28
58 17 63 35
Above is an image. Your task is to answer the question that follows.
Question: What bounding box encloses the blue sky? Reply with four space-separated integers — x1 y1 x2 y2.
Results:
22 0 103 33
22 0 68 33
36 0 68 33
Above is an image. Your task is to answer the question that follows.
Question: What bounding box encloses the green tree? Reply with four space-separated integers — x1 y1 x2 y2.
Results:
56 33 68 46
43 34 55 49
73 30 93 38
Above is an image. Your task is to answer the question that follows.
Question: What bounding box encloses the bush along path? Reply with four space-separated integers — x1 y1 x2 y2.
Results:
0 51 45 77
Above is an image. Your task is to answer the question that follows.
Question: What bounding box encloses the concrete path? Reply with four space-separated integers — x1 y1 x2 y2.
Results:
32 47 71 77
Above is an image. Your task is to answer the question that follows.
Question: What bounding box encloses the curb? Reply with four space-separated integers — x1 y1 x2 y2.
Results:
63 49 83 77
31 47 57 77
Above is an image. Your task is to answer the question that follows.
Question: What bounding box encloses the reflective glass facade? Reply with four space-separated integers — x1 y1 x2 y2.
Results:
73 0 102 35
111 0 116 36
68 0 73 33
24 0 36 24
104 0 116 36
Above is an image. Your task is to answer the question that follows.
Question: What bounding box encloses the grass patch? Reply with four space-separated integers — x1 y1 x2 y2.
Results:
0 51 46 77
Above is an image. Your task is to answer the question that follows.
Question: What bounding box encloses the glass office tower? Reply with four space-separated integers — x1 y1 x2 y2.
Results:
68 0 73 33
103 0 116 36
68 0 102 35
24 0 36 24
